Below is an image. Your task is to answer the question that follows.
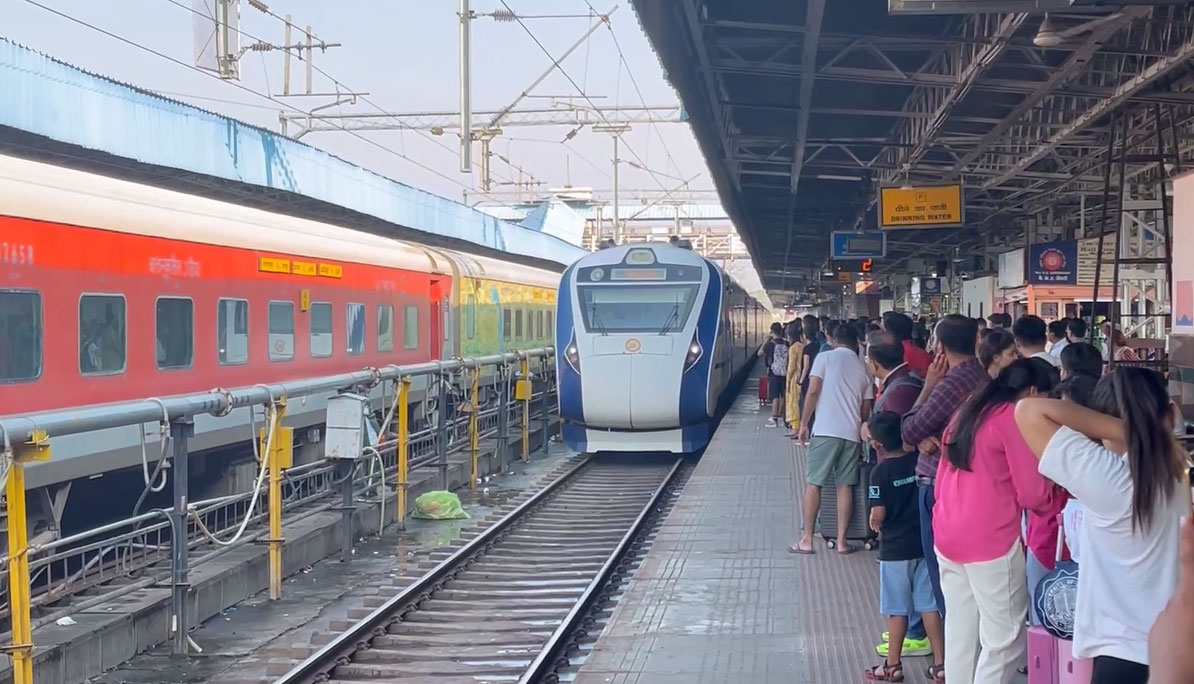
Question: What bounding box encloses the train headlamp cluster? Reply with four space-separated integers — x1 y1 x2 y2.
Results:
683 333 703 373
565 334 582 374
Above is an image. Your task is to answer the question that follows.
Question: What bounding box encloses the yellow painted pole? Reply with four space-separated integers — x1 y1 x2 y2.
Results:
397 378 411 530
7 431 50 684
265 398 291 601
470 368 480 491
520 356 530 463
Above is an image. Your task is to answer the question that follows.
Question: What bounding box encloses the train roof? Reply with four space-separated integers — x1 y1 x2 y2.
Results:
439 248 560 290
0 153 456 275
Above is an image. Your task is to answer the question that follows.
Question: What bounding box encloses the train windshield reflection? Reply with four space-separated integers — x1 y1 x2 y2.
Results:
578 284 699 334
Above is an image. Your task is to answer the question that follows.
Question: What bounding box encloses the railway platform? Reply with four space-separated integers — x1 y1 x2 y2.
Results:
574 380 932 684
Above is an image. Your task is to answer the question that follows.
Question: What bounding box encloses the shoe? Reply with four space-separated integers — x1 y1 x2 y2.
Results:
875 638 932 658
765 418 778 428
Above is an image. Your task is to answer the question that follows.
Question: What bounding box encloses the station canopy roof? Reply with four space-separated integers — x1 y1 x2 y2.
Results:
632 0 1194 297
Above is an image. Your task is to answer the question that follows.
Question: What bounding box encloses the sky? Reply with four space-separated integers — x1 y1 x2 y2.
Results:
4 0 718 206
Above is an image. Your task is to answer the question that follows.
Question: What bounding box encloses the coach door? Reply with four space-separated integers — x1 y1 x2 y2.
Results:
430 279 446 359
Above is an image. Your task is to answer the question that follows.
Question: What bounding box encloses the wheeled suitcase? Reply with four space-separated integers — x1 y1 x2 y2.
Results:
1057 636 1093 683
815 445 876 550
1027 626 1059 684
758 376 769 405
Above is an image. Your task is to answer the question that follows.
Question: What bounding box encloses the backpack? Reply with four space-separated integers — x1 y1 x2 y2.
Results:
770 341 789 377
874 375 924 414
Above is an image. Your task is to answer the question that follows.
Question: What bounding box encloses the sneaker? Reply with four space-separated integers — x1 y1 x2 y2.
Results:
875 637 932 658
765 418 778 428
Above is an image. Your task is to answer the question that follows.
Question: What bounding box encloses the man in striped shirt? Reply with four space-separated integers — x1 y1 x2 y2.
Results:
901 314 988 618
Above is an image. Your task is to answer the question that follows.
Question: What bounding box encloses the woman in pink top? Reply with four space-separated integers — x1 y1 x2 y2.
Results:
934 358 1060 684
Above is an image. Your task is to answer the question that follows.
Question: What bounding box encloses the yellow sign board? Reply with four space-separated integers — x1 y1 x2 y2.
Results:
318 263 343 279
259 257 291 274
292 261 318 277
300 289 311 312
879 184 964 229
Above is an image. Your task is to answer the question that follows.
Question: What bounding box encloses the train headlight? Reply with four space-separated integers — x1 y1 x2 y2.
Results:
565 334 582 375
683 333 703 373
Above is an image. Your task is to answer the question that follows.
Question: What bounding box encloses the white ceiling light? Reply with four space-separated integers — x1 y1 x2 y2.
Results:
1034 14 1061 48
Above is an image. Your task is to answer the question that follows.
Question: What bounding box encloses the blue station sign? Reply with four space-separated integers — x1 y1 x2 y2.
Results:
1028 240 1078 285
831 231 887 259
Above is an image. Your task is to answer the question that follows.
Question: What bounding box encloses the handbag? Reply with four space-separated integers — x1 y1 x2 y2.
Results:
1034 514 1078 640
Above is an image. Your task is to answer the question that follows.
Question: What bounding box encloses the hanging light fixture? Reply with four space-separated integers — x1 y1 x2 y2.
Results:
1034 14 1062 48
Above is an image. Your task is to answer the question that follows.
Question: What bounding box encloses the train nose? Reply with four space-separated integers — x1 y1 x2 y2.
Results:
580 336 682 429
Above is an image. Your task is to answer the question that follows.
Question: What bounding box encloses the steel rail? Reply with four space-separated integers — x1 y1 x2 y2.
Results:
273 455 594 684
518 457 683 683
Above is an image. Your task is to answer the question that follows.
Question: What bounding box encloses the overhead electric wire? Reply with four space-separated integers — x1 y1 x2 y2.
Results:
19 0 508 202
154 0 535 191
585 0 684 180
497 0 671 194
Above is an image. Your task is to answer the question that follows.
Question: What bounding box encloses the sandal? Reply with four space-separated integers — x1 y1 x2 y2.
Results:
925 663 944 683
864 662 903 682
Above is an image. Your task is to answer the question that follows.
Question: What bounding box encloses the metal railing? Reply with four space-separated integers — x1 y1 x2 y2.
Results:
0 350 557 684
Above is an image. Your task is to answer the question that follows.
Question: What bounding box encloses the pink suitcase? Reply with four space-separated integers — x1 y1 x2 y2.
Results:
1057 638 1093 684
1027 626 1059 684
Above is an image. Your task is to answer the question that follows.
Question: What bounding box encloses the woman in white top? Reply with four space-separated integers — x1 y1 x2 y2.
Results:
1014 367 1187 684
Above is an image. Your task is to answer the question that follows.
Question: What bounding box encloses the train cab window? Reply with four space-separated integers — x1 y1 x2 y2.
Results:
378 304 395 353
0 291 42 383
515 310 524 341
80 294 126 375
403 305 419 350
577 284 698 334
347 303 366 355
269 301 295 362
466 296 477 340
310 302 333 358
503 308 512 342
218 298 250 365
155 297 194 370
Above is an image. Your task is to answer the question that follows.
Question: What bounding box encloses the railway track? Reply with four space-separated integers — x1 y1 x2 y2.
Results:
274 456 684 684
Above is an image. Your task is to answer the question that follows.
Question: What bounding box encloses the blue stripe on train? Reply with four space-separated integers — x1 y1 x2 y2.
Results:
678 263 722 428
555 263 585 425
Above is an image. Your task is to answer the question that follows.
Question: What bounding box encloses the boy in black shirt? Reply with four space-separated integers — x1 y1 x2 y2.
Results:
865 411 945 682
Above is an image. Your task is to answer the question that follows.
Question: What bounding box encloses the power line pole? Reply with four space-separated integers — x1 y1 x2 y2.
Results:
594 123 631 243
459 0 473 173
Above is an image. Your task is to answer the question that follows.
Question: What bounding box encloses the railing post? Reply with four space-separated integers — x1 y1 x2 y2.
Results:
520 355 531 463
497 364 510 464
397 377 411 530
264 398 292 601
337 455 354 564
169 416 193 656
6 429 50 684
469 367 480 490
539 355 550 454
436 370 450 491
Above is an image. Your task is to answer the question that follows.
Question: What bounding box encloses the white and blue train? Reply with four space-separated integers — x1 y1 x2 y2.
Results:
555 244 769 454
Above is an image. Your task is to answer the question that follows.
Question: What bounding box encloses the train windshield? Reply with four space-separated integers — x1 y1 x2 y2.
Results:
577 285 700 334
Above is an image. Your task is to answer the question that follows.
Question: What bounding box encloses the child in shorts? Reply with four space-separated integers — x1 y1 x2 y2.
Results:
865 411 945 682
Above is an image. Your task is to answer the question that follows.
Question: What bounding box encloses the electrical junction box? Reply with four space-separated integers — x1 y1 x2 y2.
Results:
324 393 368 459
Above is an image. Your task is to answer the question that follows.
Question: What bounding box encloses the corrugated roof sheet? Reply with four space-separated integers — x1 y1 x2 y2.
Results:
0 39 587 267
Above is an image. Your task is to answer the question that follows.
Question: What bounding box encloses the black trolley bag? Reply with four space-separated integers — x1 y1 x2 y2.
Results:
816 442 877 550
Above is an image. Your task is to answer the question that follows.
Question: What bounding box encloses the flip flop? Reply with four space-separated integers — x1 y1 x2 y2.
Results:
788 543 815 555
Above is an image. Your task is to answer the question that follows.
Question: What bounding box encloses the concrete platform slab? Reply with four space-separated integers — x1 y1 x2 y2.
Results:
573 382 935 684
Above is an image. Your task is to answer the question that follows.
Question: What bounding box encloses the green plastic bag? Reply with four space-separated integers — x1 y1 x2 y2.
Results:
412 491 470 520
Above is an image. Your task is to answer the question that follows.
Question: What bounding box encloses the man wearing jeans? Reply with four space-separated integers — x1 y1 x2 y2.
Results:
900 315 988 618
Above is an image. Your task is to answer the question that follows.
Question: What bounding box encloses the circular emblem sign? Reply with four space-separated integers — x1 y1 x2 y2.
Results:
625 338 641 353
1040 248 1066 271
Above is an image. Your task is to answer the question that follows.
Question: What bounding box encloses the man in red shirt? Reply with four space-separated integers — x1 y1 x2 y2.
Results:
882 311 931 378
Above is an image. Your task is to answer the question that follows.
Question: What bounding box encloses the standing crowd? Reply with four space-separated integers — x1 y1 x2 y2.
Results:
761 311 1191 684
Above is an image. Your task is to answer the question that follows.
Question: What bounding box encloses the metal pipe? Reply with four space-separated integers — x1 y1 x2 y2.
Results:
437 371 450 490
170 417 193 655
338 458 354 563
397 378 411 530
0 352 550 444
268 398 288 601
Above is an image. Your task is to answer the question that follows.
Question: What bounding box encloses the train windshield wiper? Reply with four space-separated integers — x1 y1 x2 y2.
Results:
658 304 680 335
590 303 609 336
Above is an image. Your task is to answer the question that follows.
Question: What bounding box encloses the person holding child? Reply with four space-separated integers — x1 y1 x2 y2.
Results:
865 410 946 682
